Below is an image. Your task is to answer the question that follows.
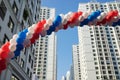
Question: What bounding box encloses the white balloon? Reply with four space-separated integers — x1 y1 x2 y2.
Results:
59 14 64 19
62 18 68 25
44 24 50 30
41 30 47 37
67 12 73 16
9 44 16 52
28 27 34 33
79 16 84 22
26 32 33 39
60 14 65 24
57 23 64 29
55 27 59 32
31 24 36 29
10 39 17 45
46 18 53 26
13 34 18 39
101 12 106 18
82 12 89 19
23 39 31 47
64 12 73 20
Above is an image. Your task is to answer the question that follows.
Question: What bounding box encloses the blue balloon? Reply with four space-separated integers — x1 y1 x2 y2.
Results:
53 15 62 28
16 44 24 51
16 37 24 44
14 50 21 57
16 29 28 44
80 19 89 26
46 25 55 35
23 28 28 34
14 44 23 57
18 32 26 39
112 19 120 26
88 10 101 21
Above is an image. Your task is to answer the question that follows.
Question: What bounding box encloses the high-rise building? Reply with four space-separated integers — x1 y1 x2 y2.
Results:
72 45 81 80
33 7 57 80
70 65 74 80
78 1 120 80
0 0 41 80
61 76 66 80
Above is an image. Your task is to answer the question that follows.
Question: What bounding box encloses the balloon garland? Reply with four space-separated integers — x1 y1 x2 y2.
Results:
0 10 120 73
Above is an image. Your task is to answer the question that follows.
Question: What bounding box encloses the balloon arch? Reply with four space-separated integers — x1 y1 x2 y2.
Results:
0 10 120 73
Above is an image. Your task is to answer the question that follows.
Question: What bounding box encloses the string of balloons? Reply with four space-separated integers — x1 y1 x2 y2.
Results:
0 10 120 73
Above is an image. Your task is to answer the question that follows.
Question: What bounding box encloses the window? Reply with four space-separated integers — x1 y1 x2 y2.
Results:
29 55 31 63
8 16 14 32
27 68 30 75
3 34 9 43
0 0 7 20
31 60 33 68
20 58 24 68
43 76 46 79
11 74 19 80
0 26 1 32
12 1 18 15
30 72 32 79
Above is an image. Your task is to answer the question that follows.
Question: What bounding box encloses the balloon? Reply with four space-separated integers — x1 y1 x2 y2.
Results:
82 12 89 19
63 21 71 30
64 12 73 21
78 16 84 22
18 32 26 39
8 52 14 59
26 32 33 39
34 21 44 33
23 29 28 34
53 15 62 27
46 18 54 26
0 59 7 73
10 39 17 45
1 42 10 52
16 37 24 44
9 44 16 52
23 39 31 47
30 33 39 44
80 19 89 26
14 44 24 57
0 49 9 60
16 44 24 51
69 11 82 24
14 50 21 57
41 30 47 37
88 10 101 21
47 25 55 35
44 24 50 31
35 20 46 33
13 34 18 39
30 38 36 44
28 27 34 34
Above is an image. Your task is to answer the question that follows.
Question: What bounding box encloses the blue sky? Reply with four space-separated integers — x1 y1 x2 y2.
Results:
41 0 114 80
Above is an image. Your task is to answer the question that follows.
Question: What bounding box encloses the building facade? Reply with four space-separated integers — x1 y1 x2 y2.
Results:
78 1 120 80
0 0 41 80
33 7 57 80
72 45 81 80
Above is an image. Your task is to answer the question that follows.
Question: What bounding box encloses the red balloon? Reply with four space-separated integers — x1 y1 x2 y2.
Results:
30 38 36 44
0 59 7 73
106 10 118 22
69 11 82 24
34 20 46 34
0 42 10 59
63 21 71 30
1 42 10 53
30 33 39 44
